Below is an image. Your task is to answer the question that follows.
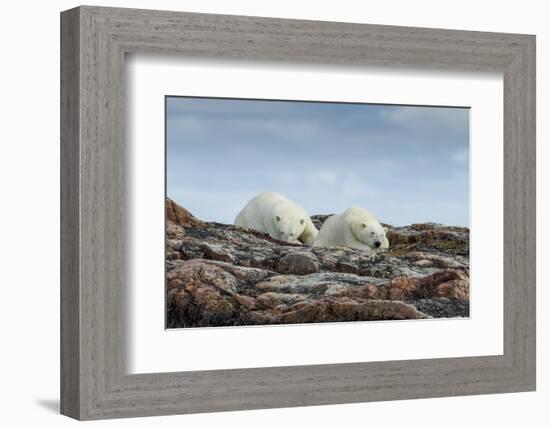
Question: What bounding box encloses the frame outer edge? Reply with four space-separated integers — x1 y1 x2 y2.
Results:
520 34 536 389
61 6 537 420
60 6 81 420
502 34 536 391
528 35 536 390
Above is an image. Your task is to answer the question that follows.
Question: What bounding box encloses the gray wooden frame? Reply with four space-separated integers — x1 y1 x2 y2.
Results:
60 5 536 420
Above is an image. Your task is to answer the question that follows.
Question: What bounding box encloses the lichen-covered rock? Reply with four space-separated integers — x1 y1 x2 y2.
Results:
166 198 203 227
278 252 320 275
413 298 470 318
166 198 470 328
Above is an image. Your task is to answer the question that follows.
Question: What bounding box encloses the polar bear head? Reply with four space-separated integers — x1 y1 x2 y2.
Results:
347 207 389 251
356 222 389 251
272 205 307 243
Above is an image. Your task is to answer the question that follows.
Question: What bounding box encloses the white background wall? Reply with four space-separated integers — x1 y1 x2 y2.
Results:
0 0 546 425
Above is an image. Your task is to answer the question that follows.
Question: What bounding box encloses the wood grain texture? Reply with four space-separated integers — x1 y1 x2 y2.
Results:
60 7 80 419
60 5 536 420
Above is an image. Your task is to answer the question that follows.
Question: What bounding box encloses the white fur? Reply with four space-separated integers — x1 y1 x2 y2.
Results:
234 192 319 246
313 206 389 253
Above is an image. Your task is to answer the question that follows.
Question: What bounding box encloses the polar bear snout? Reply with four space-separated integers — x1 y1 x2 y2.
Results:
374 241 381 248
279 231 300 243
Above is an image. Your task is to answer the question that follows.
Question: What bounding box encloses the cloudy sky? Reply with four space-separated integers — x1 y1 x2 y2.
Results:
166 97 469 227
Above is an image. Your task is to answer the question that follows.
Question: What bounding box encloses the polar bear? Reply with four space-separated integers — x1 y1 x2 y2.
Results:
313 206 389 253
234 192 318 245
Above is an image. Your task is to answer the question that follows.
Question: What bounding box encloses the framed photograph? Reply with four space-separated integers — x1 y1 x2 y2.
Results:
164 96 471 329
61 6 536 420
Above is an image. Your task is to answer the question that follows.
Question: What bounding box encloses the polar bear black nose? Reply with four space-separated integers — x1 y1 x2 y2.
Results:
374 241 381 248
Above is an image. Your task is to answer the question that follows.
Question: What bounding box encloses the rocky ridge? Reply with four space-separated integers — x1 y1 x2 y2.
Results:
166 198 470 328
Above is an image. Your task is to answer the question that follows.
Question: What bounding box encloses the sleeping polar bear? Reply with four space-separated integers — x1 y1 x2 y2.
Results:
234 192 318 245
313 206 389 253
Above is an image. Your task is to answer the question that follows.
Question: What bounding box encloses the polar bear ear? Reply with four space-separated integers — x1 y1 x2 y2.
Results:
275 215 281 222
383 226 388 234
300 218 305 225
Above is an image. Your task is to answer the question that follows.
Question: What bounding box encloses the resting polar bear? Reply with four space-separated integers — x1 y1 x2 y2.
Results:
314 206 389 253
234 192 318 245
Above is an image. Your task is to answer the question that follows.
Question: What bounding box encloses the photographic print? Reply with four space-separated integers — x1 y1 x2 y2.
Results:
165 97 470 328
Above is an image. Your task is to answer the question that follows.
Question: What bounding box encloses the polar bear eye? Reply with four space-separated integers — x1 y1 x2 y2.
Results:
370 231 375 236
300 219 305 225
361 223 367 228
275 215 281 222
